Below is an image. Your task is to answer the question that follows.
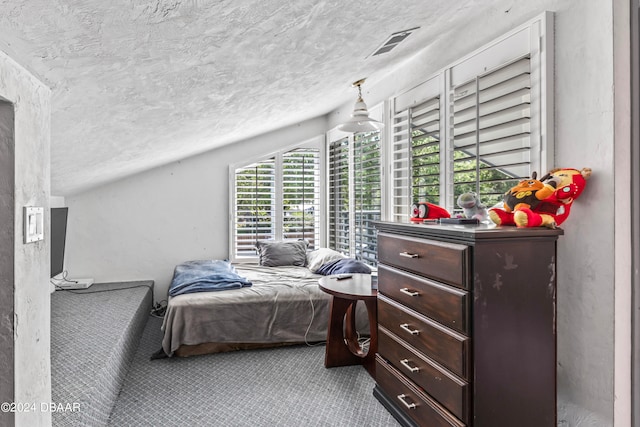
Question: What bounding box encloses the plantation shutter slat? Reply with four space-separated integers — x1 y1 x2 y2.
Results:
478 57 530 90
479 87 530 116
411 98 440 131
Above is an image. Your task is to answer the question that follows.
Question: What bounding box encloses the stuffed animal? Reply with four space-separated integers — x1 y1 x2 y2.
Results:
501 172 552 212
410 202 451 223
488 167 592 228
456 192 488 222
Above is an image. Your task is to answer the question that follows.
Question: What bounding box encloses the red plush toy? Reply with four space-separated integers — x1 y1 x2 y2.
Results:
488 167 592 228
410 202 451 223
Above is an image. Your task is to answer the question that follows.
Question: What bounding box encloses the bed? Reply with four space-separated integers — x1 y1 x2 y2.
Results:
161 243 371 357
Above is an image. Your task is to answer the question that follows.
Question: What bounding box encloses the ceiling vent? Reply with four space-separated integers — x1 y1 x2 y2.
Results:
368 27 420 57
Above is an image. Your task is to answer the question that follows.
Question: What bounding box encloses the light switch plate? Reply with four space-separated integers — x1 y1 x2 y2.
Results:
24 206 44 243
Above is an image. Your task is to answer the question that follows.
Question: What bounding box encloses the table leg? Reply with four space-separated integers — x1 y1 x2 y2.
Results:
362 297 378 378
324 297 362 368
324 295 378 381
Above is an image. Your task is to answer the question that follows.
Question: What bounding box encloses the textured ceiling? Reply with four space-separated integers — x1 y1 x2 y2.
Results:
0 0 503 195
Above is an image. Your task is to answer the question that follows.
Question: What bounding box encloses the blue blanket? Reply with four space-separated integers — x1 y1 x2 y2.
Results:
169 260 252 297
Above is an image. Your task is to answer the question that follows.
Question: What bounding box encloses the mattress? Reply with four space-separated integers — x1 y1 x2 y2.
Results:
162 264 367 356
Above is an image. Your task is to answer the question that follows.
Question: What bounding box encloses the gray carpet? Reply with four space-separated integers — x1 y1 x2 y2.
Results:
108 316 400 426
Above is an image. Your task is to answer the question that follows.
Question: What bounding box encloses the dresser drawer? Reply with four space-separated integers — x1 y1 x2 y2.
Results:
378 295 469 378
375 356 466 427
378 264 469 334
378 327 469 423
377 233 469 289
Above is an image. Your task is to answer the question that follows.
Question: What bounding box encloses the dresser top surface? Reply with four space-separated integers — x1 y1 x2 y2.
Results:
374 221 563 243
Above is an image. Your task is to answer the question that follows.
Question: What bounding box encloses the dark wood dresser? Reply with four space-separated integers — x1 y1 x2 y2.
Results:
373 221 562 427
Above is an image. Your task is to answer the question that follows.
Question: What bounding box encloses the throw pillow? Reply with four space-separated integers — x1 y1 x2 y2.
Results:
256 240 309 267
307 248 347 273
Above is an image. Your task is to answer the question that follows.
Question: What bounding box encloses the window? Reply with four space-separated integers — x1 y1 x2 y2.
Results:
231 145 321 260
327 130 381 266
391 14 552 215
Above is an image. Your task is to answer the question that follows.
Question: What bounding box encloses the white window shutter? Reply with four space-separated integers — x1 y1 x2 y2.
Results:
353 131 381 265
450 55 533 208
234 159 275 257
328 138 350 255
232 147 321 259
328 131 382 266
282 149 321 248
410 97 441 205
391 109 411 223
391 95 442 222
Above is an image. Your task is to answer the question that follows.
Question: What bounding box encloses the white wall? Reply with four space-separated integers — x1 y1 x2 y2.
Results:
0 50 52 425
65 0 628 425
65 116 328 301
612 0 633 424
554 2 617 425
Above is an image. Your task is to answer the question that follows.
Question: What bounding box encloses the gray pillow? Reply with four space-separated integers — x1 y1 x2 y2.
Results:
256 240 309 267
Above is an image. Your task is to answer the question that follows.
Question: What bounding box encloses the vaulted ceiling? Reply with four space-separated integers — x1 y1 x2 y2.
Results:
0 0 515 195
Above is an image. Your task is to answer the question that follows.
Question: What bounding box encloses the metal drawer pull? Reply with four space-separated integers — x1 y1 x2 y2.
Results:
400 323 420 335
400 288 419 297
400 359 420 373
397 394 417 410
399 251 419 259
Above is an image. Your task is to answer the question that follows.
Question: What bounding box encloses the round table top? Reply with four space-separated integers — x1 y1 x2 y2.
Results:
318 274 377 300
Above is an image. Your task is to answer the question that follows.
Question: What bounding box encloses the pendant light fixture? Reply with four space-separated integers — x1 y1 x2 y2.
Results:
337 78 384 133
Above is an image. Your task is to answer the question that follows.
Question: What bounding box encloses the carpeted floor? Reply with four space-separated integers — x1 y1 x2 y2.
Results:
108 316 400 427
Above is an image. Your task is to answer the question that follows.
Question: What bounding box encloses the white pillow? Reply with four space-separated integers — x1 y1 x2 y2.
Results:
307 248 347 273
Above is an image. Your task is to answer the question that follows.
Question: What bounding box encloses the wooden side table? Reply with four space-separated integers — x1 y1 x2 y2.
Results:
318 274 378 378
